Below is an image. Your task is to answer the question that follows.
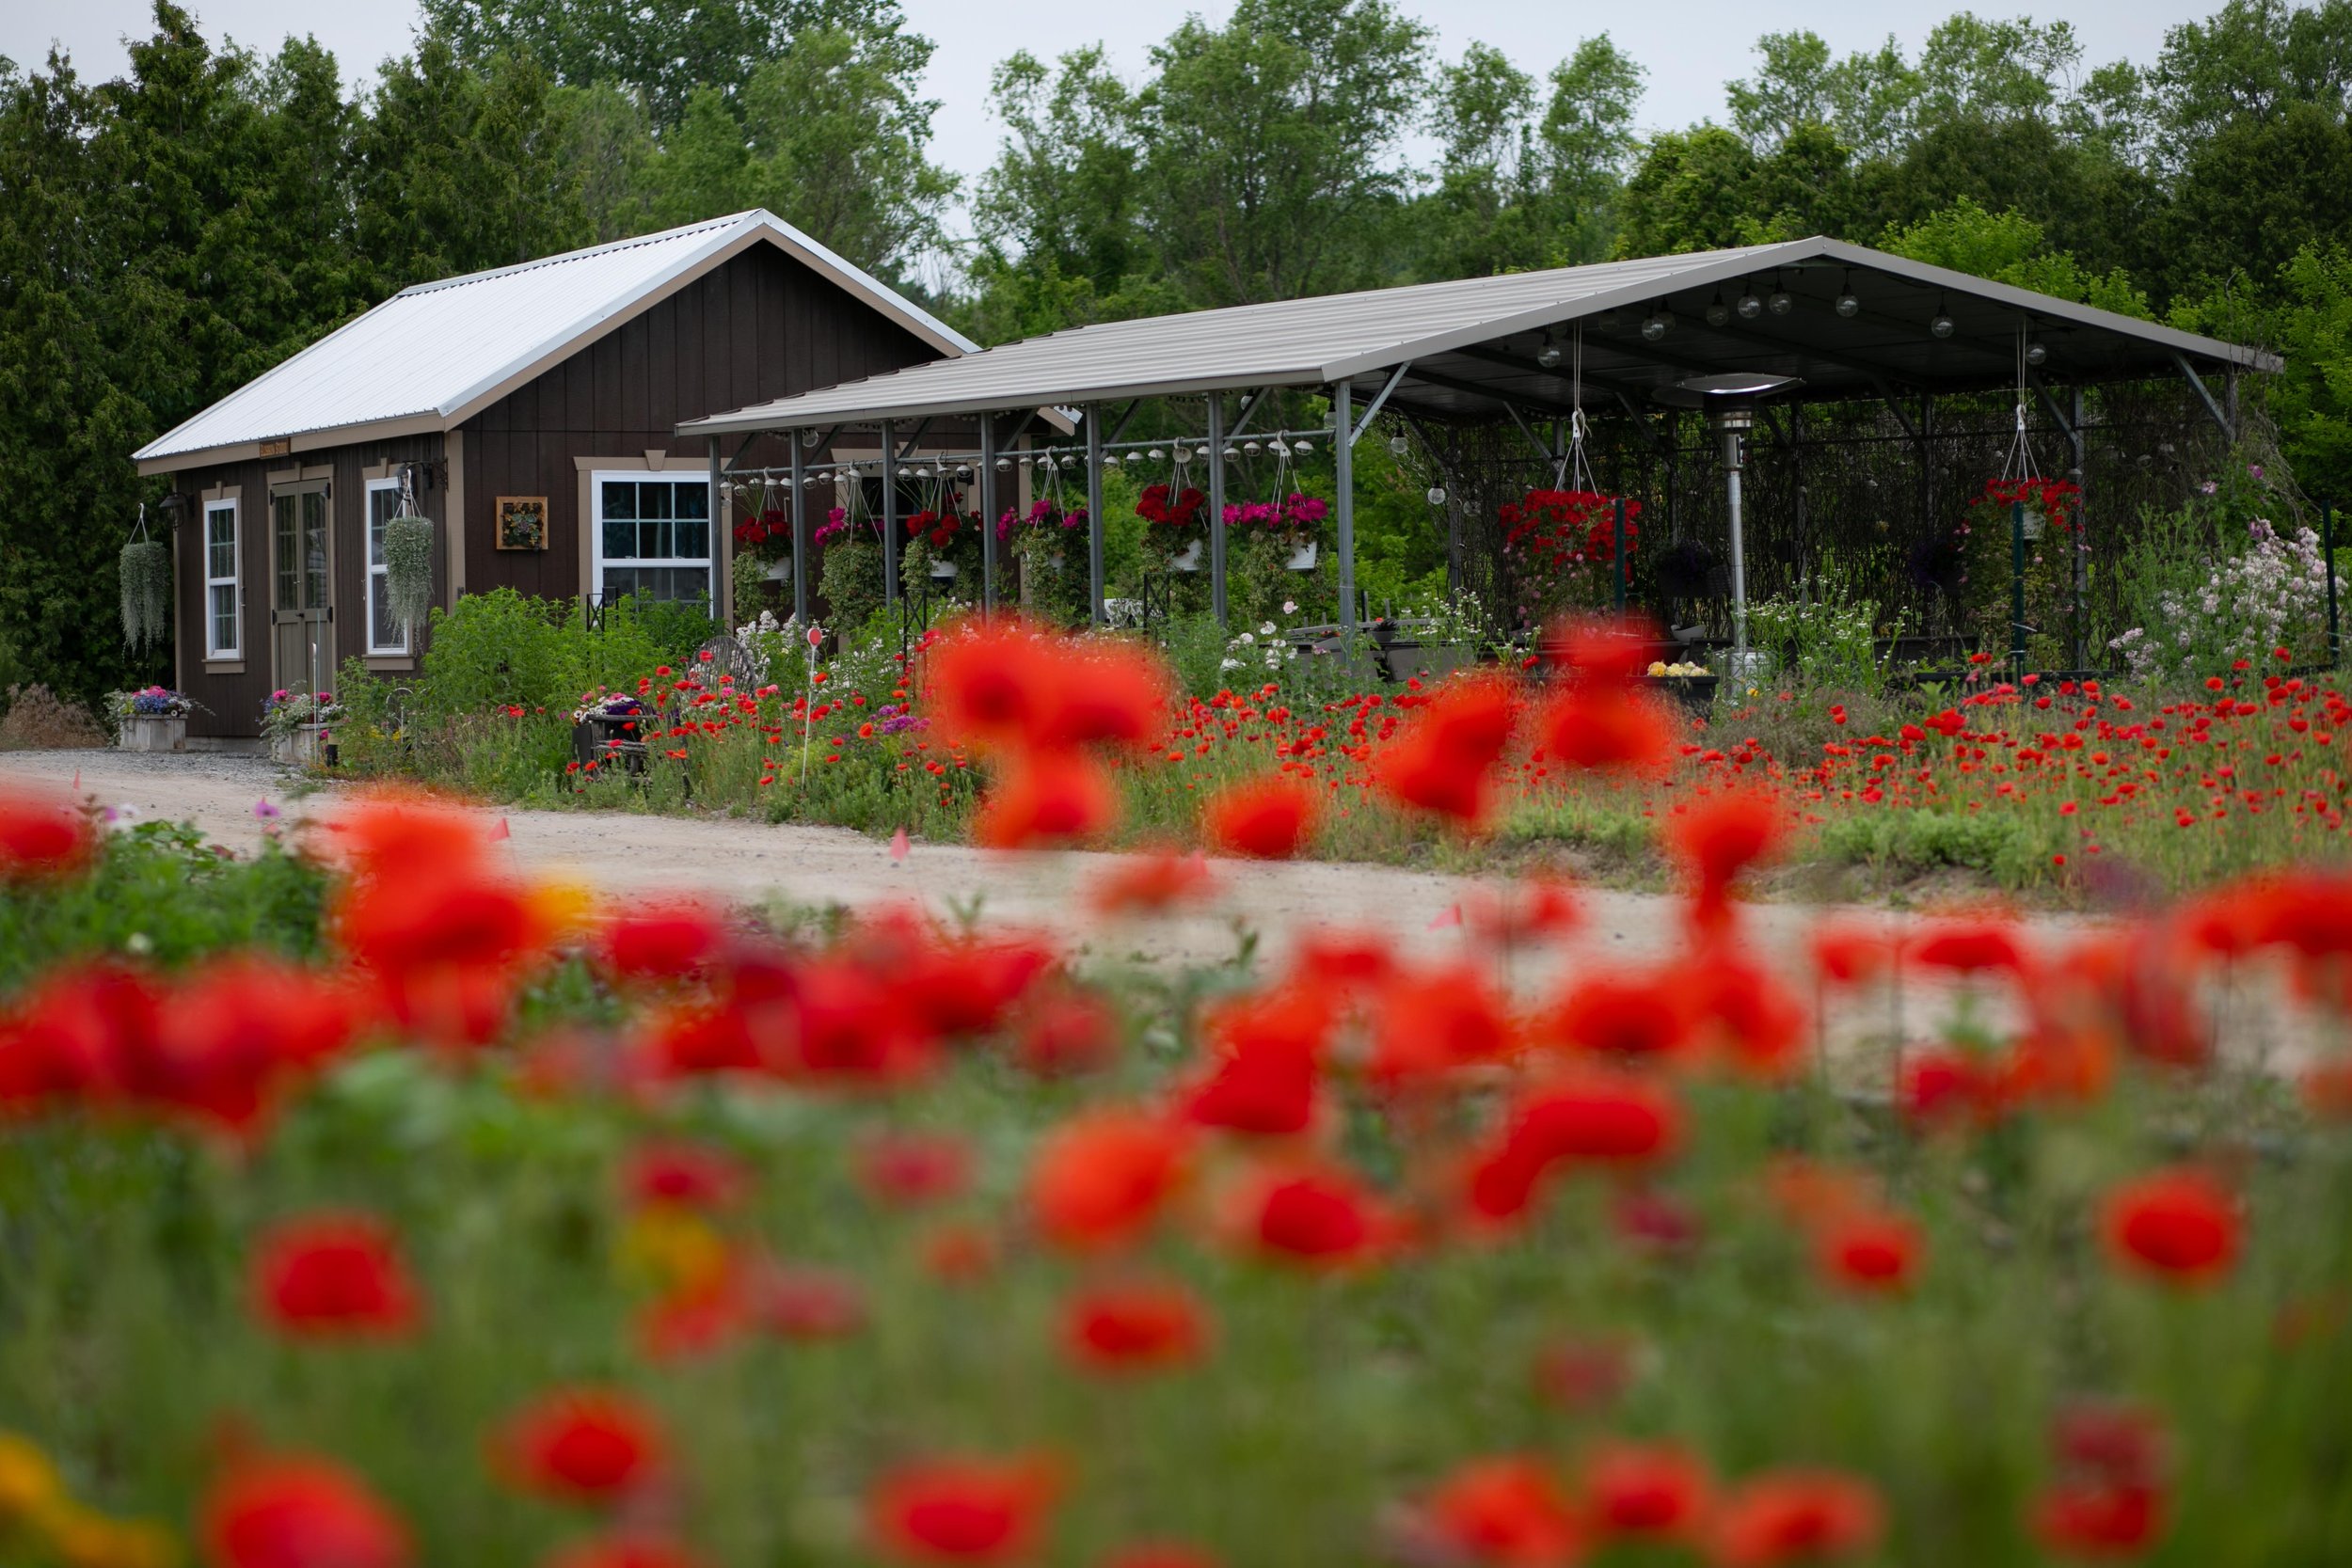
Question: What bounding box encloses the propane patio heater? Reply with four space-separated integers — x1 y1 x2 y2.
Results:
1660 373 1802 681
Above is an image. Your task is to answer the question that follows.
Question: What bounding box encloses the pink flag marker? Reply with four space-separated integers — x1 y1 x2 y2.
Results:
1427 903 1462 930
889 827 911 862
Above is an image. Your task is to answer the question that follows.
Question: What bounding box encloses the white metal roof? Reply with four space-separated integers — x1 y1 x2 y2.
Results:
678 236 2277 436
135 210 976 470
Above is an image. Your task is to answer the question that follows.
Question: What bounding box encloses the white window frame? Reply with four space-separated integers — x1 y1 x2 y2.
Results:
590 471 714 607
203 499 240 659
363 477 409 655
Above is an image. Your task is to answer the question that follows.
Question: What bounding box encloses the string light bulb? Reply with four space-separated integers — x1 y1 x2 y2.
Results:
1426 486 1447 506
1736 287 1763 321
1705 293 1731 327
1930 296 1955 339
1641 309 1673 342
2025 340 2048 368
1536 335 1564 369
1767 280 1793 315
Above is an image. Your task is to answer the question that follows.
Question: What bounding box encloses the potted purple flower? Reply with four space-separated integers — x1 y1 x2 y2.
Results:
106 686 202 752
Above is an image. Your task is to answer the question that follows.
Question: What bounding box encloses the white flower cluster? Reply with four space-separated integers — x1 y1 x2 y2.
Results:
2109 520 2338 679
1220 621 1299 673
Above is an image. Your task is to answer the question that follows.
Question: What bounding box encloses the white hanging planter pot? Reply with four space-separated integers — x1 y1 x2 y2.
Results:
1286 540 1320 571
1170 538 1204 573
930 557 960 579
764 556 793 582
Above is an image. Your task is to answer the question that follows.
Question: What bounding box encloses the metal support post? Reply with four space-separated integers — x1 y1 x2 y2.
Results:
1333 380 1358 636
979 417 998 616
1086 404 1106 626
707 436 725 623
880 420 900 606
788 432 809 626
1207 396 1228 626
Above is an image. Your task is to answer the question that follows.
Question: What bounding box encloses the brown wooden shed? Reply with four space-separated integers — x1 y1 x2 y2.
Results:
133 210 972 740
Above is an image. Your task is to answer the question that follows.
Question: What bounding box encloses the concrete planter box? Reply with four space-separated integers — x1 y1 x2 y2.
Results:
118 716 186 752
269 722 328 766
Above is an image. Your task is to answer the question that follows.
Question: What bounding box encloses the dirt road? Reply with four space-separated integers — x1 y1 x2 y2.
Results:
0 749 2089 981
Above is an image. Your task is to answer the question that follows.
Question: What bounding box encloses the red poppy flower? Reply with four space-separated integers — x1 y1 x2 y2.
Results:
1664 793 1782 933
1416 1456 1581 1566
975 755 1117 849
602 905 724 978
2035 1482 2165 1557
495 1390 666 1505
0 791 94 882
1818 1209 1924 1294
143 958 358 1134
201 1455 411 1568
1538 689 1673 772
1909 920 2026 975
754 1261 868 1340
1031 641 1171 751
1687 958 1807 1078
1028 1111 1189 1251
1087 852 1219 917
1059 1277 1208 1372
250 1214 421 1339
1810 923 1890 986
625 1142 749 1212
856 1131 974 1210
1013 988 1120 1077
1232 1160 1385 1265
1710 1470 1883 1567
1548 972 1694 1061
1369 964 1514 1083
1529 1338 1633 1414
1584 1442 1710 1540
1468 1070 1683 1219
867 1455 1061 1564
1376 676 1518 827
1898 1049 2002 1130
1204 775 1320 859
2102 1167 2240 1283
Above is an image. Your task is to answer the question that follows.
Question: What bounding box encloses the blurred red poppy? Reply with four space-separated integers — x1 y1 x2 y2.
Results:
0 791 94 883
602 904 725 979
867 1455 1061 1564
1369 964 1515 1083
2035 1482 2165 1558
1908 920 2027 975
1817 1209 1924 1295
251 1214 421 1340
1548 972 1694 1062
201 1455 411 1568
975 756 1117 849
1204 775 1320 859
1013 988 1120 1077
1584 1442 1710 1541
1028 1111 1190 1252
1376 676 1518 827
1232 1161 1386 1265
495 1390 666 1506
1415 1456 1581 1566
625 1142 749 1212
857 1131 975 1210
1710 1470 1883 1567
1539 689 1674 773
2102 1167 2240 1283
1088 852 1219 917
540 1538 711 1568
1059 1277 1208 1373
1663 793 1782 934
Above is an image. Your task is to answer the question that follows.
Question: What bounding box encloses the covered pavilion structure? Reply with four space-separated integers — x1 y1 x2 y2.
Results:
679 236 2276 665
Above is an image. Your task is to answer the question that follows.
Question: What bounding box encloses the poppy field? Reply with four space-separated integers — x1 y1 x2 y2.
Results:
6 624 2352 1568
438 613 2352 902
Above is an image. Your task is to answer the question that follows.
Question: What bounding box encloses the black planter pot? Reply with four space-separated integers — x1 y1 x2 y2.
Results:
1640 673 1719 720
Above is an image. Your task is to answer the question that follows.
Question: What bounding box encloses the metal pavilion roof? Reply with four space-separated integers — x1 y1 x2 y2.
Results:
135 210 978 473
677 236 2276 439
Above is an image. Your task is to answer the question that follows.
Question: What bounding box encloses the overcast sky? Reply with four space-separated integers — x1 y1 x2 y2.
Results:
6 0 2215 190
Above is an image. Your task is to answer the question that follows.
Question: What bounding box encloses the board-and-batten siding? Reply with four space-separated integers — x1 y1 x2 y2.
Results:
458 242 941 604
171 433 448 739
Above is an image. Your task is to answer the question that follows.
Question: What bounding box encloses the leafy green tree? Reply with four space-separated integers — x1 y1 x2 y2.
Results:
418 0 924 135
1136 0 1433 305
1880 197 2149 316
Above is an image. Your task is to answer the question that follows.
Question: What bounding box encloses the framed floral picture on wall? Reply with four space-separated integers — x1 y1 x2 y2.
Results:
496 496 548 551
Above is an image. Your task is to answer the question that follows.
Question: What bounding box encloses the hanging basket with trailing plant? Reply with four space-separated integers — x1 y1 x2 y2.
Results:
119 505 171 654
384 513 436 634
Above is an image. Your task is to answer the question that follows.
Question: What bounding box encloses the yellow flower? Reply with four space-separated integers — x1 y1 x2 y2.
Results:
615 1207 731 1296
43 1504 179 1568
526 876 598 942
1646 660 1668 676
0 1434 60 1524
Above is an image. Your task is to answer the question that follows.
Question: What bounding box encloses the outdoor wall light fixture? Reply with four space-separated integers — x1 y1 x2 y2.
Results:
1243 440 1263 455
995 457 1013 471
1931 296 1956 339
1835 272 1861 318
1195 445 1212 460
1641 309 1673 342
1148 448 1165 461
1222 446 1239 460
1295 440 1313 455
1705 293 1731 327
1122 451 1143 465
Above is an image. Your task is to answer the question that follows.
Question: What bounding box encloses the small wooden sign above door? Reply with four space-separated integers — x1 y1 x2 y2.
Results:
495 495 549 551
259 437 293 458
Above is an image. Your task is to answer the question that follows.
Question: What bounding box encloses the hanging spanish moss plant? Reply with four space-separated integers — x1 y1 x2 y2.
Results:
119 506 171 653
384 513 437 633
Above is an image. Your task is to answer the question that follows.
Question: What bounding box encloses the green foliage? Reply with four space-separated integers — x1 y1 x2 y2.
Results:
0 820 328 990
1816 806 2051 884
382 515 437 635
118 538 171 654
1880 198 2150 317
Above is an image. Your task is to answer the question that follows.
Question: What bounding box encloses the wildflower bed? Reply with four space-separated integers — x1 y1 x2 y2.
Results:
5 637 2352 1566
404 618 2352 900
